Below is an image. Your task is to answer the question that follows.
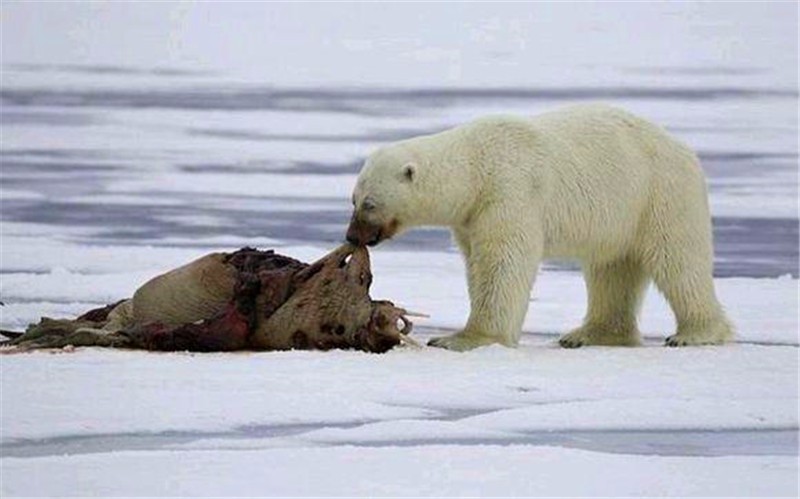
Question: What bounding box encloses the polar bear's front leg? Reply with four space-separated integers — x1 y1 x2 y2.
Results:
429 221 542 351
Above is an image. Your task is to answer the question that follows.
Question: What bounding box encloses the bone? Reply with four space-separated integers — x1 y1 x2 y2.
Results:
398 333 424 349
402 310 431 319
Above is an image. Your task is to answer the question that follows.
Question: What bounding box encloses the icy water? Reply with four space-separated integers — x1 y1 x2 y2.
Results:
1 68 797 277
3 427 795 459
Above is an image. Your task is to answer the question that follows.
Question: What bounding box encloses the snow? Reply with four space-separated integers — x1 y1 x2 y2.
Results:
1 241 797 495
3 310 796 442
2 241 797 345
1 2 798 497
2 3 796 88
106 172 359 199
2 447 795 497
1 321 797 495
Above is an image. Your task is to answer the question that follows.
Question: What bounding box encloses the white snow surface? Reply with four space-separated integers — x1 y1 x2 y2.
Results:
2 447 795 498
1 241 798 496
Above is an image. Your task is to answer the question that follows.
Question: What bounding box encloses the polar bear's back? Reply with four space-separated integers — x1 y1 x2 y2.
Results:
530 103 700 180
516 104 706 261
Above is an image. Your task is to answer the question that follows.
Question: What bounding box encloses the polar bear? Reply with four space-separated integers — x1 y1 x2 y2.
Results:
346 103 733 351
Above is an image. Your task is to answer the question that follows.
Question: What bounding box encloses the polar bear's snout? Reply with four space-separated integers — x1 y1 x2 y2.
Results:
346 213 382 246
346 214 388 246
346 212 400 247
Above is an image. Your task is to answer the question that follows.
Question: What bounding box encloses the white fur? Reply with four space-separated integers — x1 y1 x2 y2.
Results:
351 104 734 350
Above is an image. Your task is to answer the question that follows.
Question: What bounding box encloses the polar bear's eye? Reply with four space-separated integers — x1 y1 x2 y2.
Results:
402 164 416 182
362 199 376 211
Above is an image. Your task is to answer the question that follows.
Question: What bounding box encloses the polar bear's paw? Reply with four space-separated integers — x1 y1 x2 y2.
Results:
427 332 500 351
664 333 726 347
558 326 640 348
558 330 589 348
664 319 734 347
665 334 697 347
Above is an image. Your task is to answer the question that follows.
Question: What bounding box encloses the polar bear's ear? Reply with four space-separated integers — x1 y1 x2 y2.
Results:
402 163 416 182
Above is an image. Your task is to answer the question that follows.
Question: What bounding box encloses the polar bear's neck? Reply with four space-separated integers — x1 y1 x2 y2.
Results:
404 125 488 229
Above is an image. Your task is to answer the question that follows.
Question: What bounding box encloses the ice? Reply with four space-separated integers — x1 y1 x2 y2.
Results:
1 2 797 496
1 324 797 493
2 240 797 344
2 3 796 88
106 172 358 199
2 446 796 497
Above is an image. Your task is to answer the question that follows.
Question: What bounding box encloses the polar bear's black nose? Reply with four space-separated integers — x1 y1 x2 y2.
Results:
346 217 367 246
346 219 363 245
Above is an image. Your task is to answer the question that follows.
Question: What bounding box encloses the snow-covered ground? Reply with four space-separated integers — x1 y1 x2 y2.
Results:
1 2 798 497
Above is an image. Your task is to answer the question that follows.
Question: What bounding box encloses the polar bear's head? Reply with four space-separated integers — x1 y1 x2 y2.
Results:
346 142 428 246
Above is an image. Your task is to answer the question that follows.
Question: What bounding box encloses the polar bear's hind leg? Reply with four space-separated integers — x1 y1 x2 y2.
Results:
640 173 734 346
649 246 734 346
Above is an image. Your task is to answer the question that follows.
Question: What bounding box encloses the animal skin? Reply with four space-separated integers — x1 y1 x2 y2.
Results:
4 245 416 353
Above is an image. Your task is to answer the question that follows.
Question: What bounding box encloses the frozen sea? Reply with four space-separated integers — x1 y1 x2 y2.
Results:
1 3 798 497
